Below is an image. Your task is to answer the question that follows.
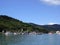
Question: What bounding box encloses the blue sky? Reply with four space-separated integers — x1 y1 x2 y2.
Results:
0 0 60 25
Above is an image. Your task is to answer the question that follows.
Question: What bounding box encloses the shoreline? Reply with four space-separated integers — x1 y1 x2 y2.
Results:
0 31 60 36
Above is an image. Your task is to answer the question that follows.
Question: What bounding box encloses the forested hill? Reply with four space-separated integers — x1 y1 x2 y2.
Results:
0 15 60 33
29 23 60 31
0 15 48 33
42 24 60 31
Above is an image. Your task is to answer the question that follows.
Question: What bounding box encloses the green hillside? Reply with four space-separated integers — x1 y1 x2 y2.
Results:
0 15 48 33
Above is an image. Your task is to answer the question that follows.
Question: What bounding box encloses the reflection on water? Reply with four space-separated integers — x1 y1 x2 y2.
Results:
0 34 60 45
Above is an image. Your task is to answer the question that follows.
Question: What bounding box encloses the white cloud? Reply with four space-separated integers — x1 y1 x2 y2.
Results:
40 0 60 5
48 23 56 25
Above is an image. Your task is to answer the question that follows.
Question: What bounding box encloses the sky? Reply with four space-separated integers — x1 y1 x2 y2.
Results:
0 0 60 25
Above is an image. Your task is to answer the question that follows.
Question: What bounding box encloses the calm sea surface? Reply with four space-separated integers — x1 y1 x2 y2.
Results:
0 33 60 45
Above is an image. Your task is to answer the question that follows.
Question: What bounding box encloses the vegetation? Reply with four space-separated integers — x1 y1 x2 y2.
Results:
0 15 60 33
0 15 49 33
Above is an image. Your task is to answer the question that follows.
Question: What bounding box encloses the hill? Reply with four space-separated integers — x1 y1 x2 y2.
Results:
28 23 60 31
0 15 48 33
42 24 60 31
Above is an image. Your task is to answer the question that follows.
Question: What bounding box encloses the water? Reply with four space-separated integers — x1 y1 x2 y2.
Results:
0 33 60 45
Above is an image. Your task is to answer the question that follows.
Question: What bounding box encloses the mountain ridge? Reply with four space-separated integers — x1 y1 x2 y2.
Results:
28 23 60 31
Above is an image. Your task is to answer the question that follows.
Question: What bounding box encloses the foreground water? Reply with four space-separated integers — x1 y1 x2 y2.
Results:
0 33 60 45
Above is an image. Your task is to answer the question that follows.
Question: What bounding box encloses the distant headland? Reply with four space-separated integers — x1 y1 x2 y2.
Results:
0 15 60 35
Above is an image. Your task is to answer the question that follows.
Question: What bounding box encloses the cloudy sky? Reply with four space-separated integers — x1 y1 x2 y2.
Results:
0 0 60 25
41 0 60 5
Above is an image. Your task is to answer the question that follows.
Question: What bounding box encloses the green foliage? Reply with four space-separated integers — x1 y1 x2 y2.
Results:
0 15 49 33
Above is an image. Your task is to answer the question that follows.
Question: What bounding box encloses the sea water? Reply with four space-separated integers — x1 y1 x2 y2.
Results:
0 34 60 45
